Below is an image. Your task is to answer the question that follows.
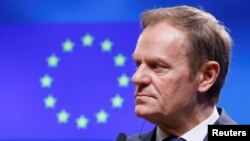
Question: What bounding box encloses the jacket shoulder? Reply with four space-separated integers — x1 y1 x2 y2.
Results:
127 129 155 141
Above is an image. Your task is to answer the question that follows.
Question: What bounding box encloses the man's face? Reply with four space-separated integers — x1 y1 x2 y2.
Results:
132 22 201 123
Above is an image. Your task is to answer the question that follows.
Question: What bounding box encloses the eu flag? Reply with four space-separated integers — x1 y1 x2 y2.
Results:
0 24 154 140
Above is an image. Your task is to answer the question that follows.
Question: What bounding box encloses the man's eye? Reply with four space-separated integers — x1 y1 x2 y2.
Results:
151 64 163 69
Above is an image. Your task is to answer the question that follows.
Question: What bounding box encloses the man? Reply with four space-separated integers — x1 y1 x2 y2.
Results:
128 5 236 141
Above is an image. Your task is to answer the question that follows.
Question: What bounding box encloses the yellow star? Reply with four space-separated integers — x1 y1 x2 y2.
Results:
47 54 60 68
117 74 130 87
57 109 70 123
62 39 74 52
40 74 53 88
82 33 94 47
101 39 113 52
114 53 126 67
96 109 109 123
44 94 57 108
76 115 89 129
111 95 124 108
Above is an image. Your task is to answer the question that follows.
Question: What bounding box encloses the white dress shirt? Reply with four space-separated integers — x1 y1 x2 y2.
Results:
156 106 219 141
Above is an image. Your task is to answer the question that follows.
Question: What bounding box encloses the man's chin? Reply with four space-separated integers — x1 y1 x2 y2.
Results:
135 105 150 117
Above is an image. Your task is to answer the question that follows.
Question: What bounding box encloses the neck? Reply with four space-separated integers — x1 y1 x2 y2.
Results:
158 103 215 136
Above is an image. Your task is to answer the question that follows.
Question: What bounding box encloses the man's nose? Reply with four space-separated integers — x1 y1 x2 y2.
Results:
131 64 151 86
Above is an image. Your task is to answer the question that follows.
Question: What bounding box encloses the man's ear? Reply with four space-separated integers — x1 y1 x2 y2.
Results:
198 61 220 93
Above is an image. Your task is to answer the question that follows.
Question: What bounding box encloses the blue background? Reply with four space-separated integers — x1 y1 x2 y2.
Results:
0 0 250 140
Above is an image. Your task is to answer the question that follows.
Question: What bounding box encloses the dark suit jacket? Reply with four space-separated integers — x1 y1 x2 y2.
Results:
127 107 236 141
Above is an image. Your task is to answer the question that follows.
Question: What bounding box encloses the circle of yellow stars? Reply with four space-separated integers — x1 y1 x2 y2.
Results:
40 33 129 130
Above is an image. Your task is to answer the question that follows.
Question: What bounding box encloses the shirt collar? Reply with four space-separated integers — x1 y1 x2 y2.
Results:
156 106 219 141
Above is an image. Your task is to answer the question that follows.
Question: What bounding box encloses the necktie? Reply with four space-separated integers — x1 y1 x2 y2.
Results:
162 136 186 141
